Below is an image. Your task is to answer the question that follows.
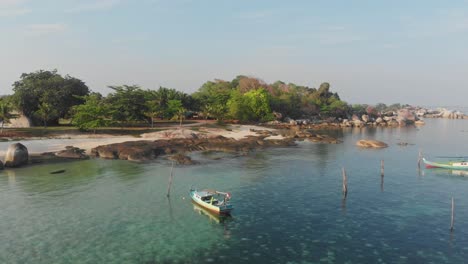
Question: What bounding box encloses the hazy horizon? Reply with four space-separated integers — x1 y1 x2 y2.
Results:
1 0 468 106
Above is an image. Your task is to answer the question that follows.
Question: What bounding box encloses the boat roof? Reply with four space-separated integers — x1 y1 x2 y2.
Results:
196 190 216 197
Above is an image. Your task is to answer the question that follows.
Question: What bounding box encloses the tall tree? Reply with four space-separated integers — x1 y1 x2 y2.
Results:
167 100 186 127
106 85 147 124
35 101 57 128
144 99 162 128
72 93 112 133
12 70 89 125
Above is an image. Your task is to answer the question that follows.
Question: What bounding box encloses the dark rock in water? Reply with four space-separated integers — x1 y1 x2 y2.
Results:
50 169 66 174
0 160 4 170
4 143 29 168
169 153 197 165
397 142 414 146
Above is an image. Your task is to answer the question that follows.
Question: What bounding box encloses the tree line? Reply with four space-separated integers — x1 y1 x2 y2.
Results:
0 69 403 131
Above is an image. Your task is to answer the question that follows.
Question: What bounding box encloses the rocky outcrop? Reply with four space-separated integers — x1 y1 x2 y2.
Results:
356 139 388 148
91 136 299 162
5 111 31 128
4 143 29 167
29 146 89 165
55 146 89 159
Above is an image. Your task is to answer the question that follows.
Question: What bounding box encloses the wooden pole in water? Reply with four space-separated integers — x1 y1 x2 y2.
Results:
381 159 384 177
342 168 348 198
451 197 455 232
418 150 422 169
166 161 175 198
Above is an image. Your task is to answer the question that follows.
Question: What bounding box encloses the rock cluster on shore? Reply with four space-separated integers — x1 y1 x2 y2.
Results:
266 108 427 129
0 127 343 167
0 144 89 170
91 129 341 164
91 135 297 163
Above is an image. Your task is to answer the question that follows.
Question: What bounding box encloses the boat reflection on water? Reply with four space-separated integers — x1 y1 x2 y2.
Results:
450 170 468 177
192 201 233 224
428 168 468 177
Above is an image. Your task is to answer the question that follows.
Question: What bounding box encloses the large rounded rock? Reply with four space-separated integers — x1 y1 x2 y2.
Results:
356 139 388 148
4 143 29 167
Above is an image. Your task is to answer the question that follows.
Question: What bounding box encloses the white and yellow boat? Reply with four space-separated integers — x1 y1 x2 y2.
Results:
189 188 233 215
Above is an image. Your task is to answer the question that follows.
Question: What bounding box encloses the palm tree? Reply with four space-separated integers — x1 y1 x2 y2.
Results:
36 102 57 128
176 107 187 128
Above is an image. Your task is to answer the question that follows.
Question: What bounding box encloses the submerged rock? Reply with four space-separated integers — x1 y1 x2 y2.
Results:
4 143 29 167
356 139 388 148
169 153 197 165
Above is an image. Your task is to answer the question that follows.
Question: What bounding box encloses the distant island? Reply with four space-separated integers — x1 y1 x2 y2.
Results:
0 69 467 169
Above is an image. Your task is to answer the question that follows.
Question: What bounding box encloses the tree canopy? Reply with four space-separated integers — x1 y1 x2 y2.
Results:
12 70 89 125
7 69 365 129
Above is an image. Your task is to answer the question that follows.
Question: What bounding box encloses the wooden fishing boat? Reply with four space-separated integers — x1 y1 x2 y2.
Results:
423 158 468 170
189 188 233 215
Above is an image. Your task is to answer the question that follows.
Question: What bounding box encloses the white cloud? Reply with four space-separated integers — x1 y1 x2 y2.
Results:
0 7 29 16
25 23 67 36
0 0 24 6
0 0 30 17
66 0 121 13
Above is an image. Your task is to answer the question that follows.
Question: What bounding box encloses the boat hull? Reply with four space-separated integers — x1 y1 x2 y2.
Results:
190 190 233 215
423 158 468 170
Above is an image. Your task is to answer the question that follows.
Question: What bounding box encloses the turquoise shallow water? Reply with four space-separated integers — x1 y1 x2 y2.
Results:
1 119 468 263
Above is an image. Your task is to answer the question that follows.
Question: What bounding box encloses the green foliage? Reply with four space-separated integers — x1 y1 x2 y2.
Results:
12 70 89 124
167 100 184 119
228 88 274 122
0 97 17 133
106 85 148 124
167 100 187 126
192 80 233 111
10 69 355 125
35 101 58 128
72 93 112 132
207 103 228 122
144 99 163 128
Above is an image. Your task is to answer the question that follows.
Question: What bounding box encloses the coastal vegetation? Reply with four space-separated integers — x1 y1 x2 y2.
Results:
1 69 462 132
2 70 351 130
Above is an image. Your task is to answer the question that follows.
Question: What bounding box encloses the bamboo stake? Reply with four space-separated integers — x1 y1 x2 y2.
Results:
418 150 422 169
380 159 384 177
342 168 348 198
166 161 175 198
380 176 384 192
451 197 455 232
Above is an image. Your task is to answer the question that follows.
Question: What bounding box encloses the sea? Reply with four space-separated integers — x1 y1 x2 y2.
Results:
1 118 468 263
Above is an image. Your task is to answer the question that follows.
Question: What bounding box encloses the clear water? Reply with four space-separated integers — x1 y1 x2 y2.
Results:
1 119 468 263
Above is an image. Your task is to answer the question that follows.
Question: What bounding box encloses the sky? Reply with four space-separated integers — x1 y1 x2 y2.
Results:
1 0 468 106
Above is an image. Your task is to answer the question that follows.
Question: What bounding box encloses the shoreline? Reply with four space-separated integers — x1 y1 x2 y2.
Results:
0 124 286 157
